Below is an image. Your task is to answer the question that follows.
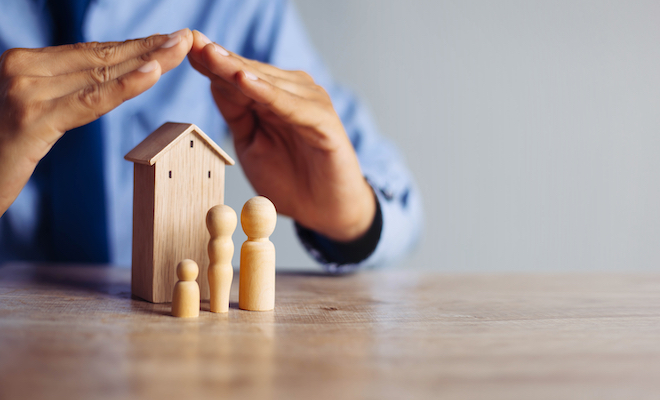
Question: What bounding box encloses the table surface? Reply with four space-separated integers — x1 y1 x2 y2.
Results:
1 263 660 400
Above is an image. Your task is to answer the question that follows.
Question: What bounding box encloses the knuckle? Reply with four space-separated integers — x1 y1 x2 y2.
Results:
78 84 103 112
90 45 117 63
0 48 25 77
141 35 159 50
315 85 332 101
90 65 112 84
139 52 153 63
115 74 130 93
295 70 314 82
11 100 41 132
5 75 32 100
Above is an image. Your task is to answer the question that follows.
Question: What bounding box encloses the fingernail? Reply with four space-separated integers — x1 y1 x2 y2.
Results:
138 60 159 73
214 43 229 56
197 31 211 45
161 28 187 48
244 71 258 81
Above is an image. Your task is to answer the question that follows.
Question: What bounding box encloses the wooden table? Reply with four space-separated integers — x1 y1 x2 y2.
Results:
1 263 660 400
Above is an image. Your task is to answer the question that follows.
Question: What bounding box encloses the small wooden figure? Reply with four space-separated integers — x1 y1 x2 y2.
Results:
239 196 277 311
171 259 200 318
125 122 235 304
207 204 237 313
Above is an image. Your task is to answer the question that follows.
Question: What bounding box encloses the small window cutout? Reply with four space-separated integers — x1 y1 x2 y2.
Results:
169 171 172 178
208 171 211 178
190 140 194 148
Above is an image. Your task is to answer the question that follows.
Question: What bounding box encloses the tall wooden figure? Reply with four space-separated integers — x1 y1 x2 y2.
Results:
239 196 277 311
172 259 200 318
207 205 237 313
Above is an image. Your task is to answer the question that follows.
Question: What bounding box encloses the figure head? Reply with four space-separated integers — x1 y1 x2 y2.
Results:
176 259 199 281
241 196 277 239
206 204 238 237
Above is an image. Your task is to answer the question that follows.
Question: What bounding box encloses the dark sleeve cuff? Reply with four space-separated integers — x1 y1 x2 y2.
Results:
295 195 383 267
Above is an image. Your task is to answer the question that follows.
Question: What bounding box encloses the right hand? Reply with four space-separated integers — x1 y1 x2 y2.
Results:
0 28 193 216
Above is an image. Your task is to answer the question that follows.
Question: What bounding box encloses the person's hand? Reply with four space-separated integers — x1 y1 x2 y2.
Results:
188 31 376 242
0 29 193 216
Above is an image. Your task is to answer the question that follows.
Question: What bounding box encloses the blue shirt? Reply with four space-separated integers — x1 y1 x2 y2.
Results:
0 0 422 271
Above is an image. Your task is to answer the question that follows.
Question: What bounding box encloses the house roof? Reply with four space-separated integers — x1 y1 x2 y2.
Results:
124 122 236 166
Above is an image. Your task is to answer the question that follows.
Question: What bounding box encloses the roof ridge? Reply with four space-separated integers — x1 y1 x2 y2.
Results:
124 122 235 166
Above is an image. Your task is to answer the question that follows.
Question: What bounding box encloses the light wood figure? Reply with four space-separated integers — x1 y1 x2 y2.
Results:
239 196 277 311
207 205 237 313
171 259 200 318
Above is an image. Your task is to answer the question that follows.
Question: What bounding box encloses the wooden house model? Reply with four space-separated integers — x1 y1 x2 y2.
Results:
124 122 235 303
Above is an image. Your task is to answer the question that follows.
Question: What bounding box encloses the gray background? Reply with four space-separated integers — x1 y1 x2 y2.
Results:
225 0 660 272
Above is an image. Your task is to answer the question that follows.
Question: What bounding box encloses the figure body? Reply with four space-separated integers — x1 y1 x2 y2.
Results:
239 196 277 311
172 259 200 318
207 204 237 313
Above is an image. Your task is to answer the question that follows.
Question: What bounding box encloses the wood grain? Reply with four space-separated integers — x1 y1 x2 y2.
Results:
131 163 155 302
207 205 237 313
171 260 200 318
130 123 231 303
2 263 660 400
124 122 235 166
150 132 226 302
239 196 277 311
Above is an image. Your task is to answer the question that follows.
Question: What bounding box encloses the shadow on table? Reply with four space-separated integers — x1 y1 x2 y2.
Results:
0 262 131 298
0 263 353 305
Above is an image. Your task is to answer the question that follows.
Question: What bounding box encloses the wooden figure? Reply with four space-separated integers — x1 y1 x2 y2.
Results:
125 122 235 303
172 259 200 318
207 204 237 313
239 196 277 311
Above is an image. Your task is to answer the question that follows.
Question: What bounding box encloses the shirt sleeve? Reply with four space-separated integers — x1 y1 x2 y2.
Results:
249 0 424 272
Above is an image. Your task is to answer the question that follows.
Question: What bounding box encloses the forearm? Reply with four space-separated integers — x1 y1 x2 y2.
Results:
0 134 42 216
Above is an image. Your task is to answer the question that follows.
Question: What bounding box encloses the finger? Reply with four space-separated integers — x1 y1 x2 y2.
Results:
190 52 256 143
189 55 255 117
210 77 253 107
17 29 191 76
37 32 193 99
45 60 162 141
210 83 256 146
235 70 322 128
189 30 313 85
243 61 314 85
233 70 341 151
188 55 219 81
194 39 318 99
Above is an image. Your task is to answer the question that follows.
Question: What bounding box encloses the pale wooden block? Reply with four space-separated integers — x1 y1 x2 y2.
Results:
126 122 235 303
207 204 237 313
171 259 200 318
239 196 277 311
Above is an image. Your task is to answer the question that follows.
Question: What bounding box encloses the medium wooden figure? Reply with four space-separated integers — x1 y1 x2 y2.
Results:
239 196 277 311
125 122 235 303
207 204 237 313
172 259 200 318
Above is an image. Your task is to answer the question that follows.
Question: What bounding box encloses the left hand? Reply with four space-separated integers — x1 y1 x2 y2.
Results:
187 31 375 242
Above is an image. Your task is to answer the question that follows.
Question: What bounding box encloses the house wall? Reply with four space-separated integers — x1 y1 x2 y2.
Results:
131 163 155 302
151 132 226 303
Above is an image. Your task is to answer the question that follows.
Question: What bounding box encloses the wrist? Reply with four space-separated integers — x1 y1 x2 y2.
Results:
0 132 45 216
296 196 383 267
315 179 377 242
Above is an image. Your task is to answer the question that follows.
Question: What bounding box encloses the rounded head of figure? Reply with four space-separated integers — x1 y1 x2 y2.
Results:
176 259 199 281
241 196 277 239
206 204 237 237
